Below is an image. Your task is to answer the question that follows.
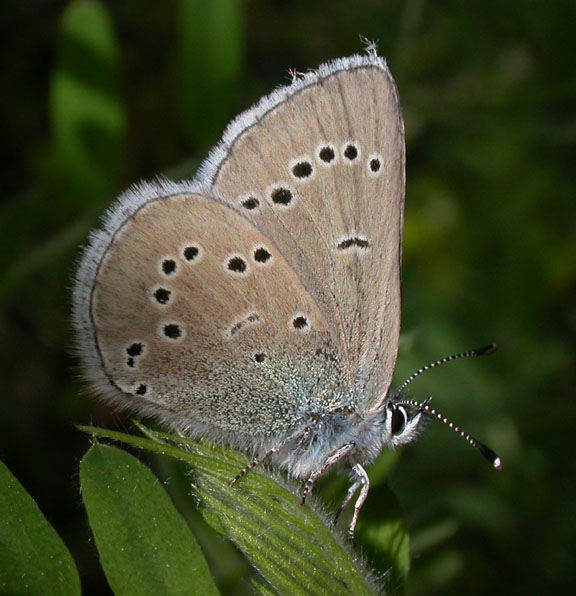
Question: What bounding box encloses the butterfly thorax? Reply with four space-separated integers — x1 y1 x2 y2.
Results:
265 394 428 479
269 406 388 479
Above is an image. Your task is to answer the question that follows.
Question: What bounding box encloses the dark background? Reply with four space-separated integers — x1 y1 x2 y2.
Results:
1 0 575 594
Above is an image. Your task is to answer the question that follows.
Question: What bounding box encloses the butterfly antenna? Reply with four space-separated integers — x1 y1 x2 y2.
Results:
396 344 497 395
397 397 502 470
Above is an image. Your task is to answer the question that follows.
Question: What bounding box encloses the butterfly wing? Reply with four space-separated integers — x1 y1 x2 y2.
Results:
202 54 405 410
73 53 404 447
74 187 349 443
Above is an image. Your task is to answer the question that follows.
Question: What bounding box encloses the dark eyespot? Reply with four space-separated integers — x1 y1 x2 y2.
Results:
344 144 358 160
319 146 335 163
271 187 293 206
162 259 176 275
253 247 271 263
136 384 147 395
163 324 181 339
126 343 143 357
241 196 259 210
391 408 406 435
154 288 171 304
127 357 135 368
293 316 308 330
254 353 266 363
370 158 381 172
183 246 199 261
292 161 313 178
228 257 247 273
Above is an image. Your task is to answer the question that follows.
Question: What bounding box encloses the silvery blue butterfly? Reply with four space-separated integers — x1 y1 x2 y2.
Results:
73 48 500 540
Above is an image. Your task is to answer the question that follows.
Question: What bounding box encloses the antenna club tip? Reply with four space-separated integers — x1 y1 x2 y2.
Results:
474 344 498 356
493 457 503 470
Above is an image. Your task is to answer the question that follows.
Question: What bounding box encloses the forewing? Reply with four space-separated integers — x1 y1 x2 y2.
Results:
204 55 405 409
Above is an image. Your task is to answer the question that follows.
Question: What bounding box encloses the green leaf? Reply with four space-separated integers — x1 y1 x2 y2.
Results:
0 459 81 596
79 425 379 596
50 0 126 208
176 0 244 146
80 443 219 596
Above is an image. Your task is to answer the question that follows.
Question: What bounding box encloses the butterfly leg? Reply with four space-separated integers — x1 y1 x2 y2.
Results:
230 446 280 486
334 474 363 525
300 441 355 506
230 425 312 486
346 464 370 542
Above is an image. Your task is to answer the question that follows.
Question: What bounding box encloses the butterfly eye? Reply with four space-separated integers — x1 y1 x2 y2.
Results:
390 407 407 436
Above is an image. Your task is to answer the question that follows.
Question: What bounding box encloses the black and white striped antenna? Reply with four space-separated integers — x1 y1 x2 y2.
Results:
397 396 502 469
396 344 502 470
396 344 497 395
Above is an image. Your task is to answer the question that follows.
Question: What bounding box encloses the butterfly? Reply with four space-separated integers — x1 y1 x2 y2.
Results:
73 48 500 541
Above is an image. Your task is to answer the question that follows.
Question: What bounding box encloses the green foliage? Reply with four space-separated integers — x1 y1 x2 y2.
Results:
79 425 387 595
50 0 126 209
0 460 81 596
1 0 575 594
176 0 244 147
2 426 403 595
80 443 220 596
1 423 408 594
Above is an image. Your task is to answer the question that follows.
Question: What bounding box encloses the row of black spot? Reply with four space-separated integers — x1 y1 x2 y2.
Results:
226 246 272 275
241 187 296 210
291 144 382 178
124 314 310 398
128 314 308 358
124 341 152 396
156 246 273 308
241 188 294 210
124 322 181 368
161 244 201 277
240 142 382 212
124 323 181 363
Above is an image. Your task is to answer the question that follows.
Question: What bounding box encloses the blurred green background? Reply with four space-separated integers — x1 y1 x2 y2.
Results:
1 0 575 594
